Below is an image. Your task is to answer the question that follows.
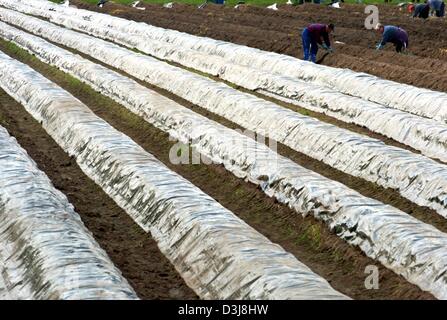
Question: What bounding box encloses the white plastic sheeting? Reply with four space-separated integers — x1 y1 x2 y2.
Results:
3 0 447 124
0 51 350 300
6 2 447 164
0 275 10 299
0 126 137 300
2 10 447 220
23 9 447 164
5 23 447 300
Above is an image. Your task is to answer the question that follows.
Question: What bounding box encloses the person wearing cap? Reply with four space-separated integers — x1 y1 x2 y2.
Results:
375 24 409 53
301 23 335 63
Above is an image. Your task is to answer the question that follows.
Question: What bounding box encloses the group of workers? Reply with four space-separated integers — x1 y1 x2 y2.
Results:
301 22 409 63
411 0 445 18
301 0 446 63
93 0 439 64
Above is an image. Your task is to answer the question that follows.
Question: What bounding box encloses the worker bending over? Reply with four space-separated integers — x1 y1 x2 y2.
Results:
375 24 409 53
301 23 335 63
412 2 430 18
428 0 445 17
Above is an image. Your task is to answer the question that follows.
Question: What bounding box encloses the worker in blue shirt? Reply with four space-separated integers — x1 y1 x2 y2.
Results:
375 24 409 53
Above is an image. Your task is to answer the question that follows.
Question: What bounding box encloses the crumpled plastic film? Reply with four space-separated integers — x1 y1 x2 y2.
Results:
2 9 447 220
2 0 446 124
0 51 350 300
0 126 137 300
17 9 447 164
0 270 11 299
4 22 447 300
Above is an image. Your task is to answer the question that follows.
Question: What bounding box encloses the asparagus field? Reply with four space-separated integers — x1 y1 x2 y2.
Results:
0 0 447 300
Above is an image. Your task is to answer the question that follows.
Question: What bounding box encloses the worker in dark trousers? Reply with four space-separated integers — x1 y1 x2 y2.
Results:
412 2 430 18
301 23 335 63
428 0 445 16
375 24 409 53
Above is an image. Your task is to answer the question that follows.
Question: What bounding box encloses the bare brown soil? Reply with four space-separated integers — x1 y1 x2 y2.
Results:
0 39 436 299
70 1 447 92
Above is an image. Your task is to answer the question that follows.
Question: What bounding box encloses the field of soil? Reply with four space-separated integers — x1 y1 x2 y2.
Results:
71 1 447 92
2 0 447 300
